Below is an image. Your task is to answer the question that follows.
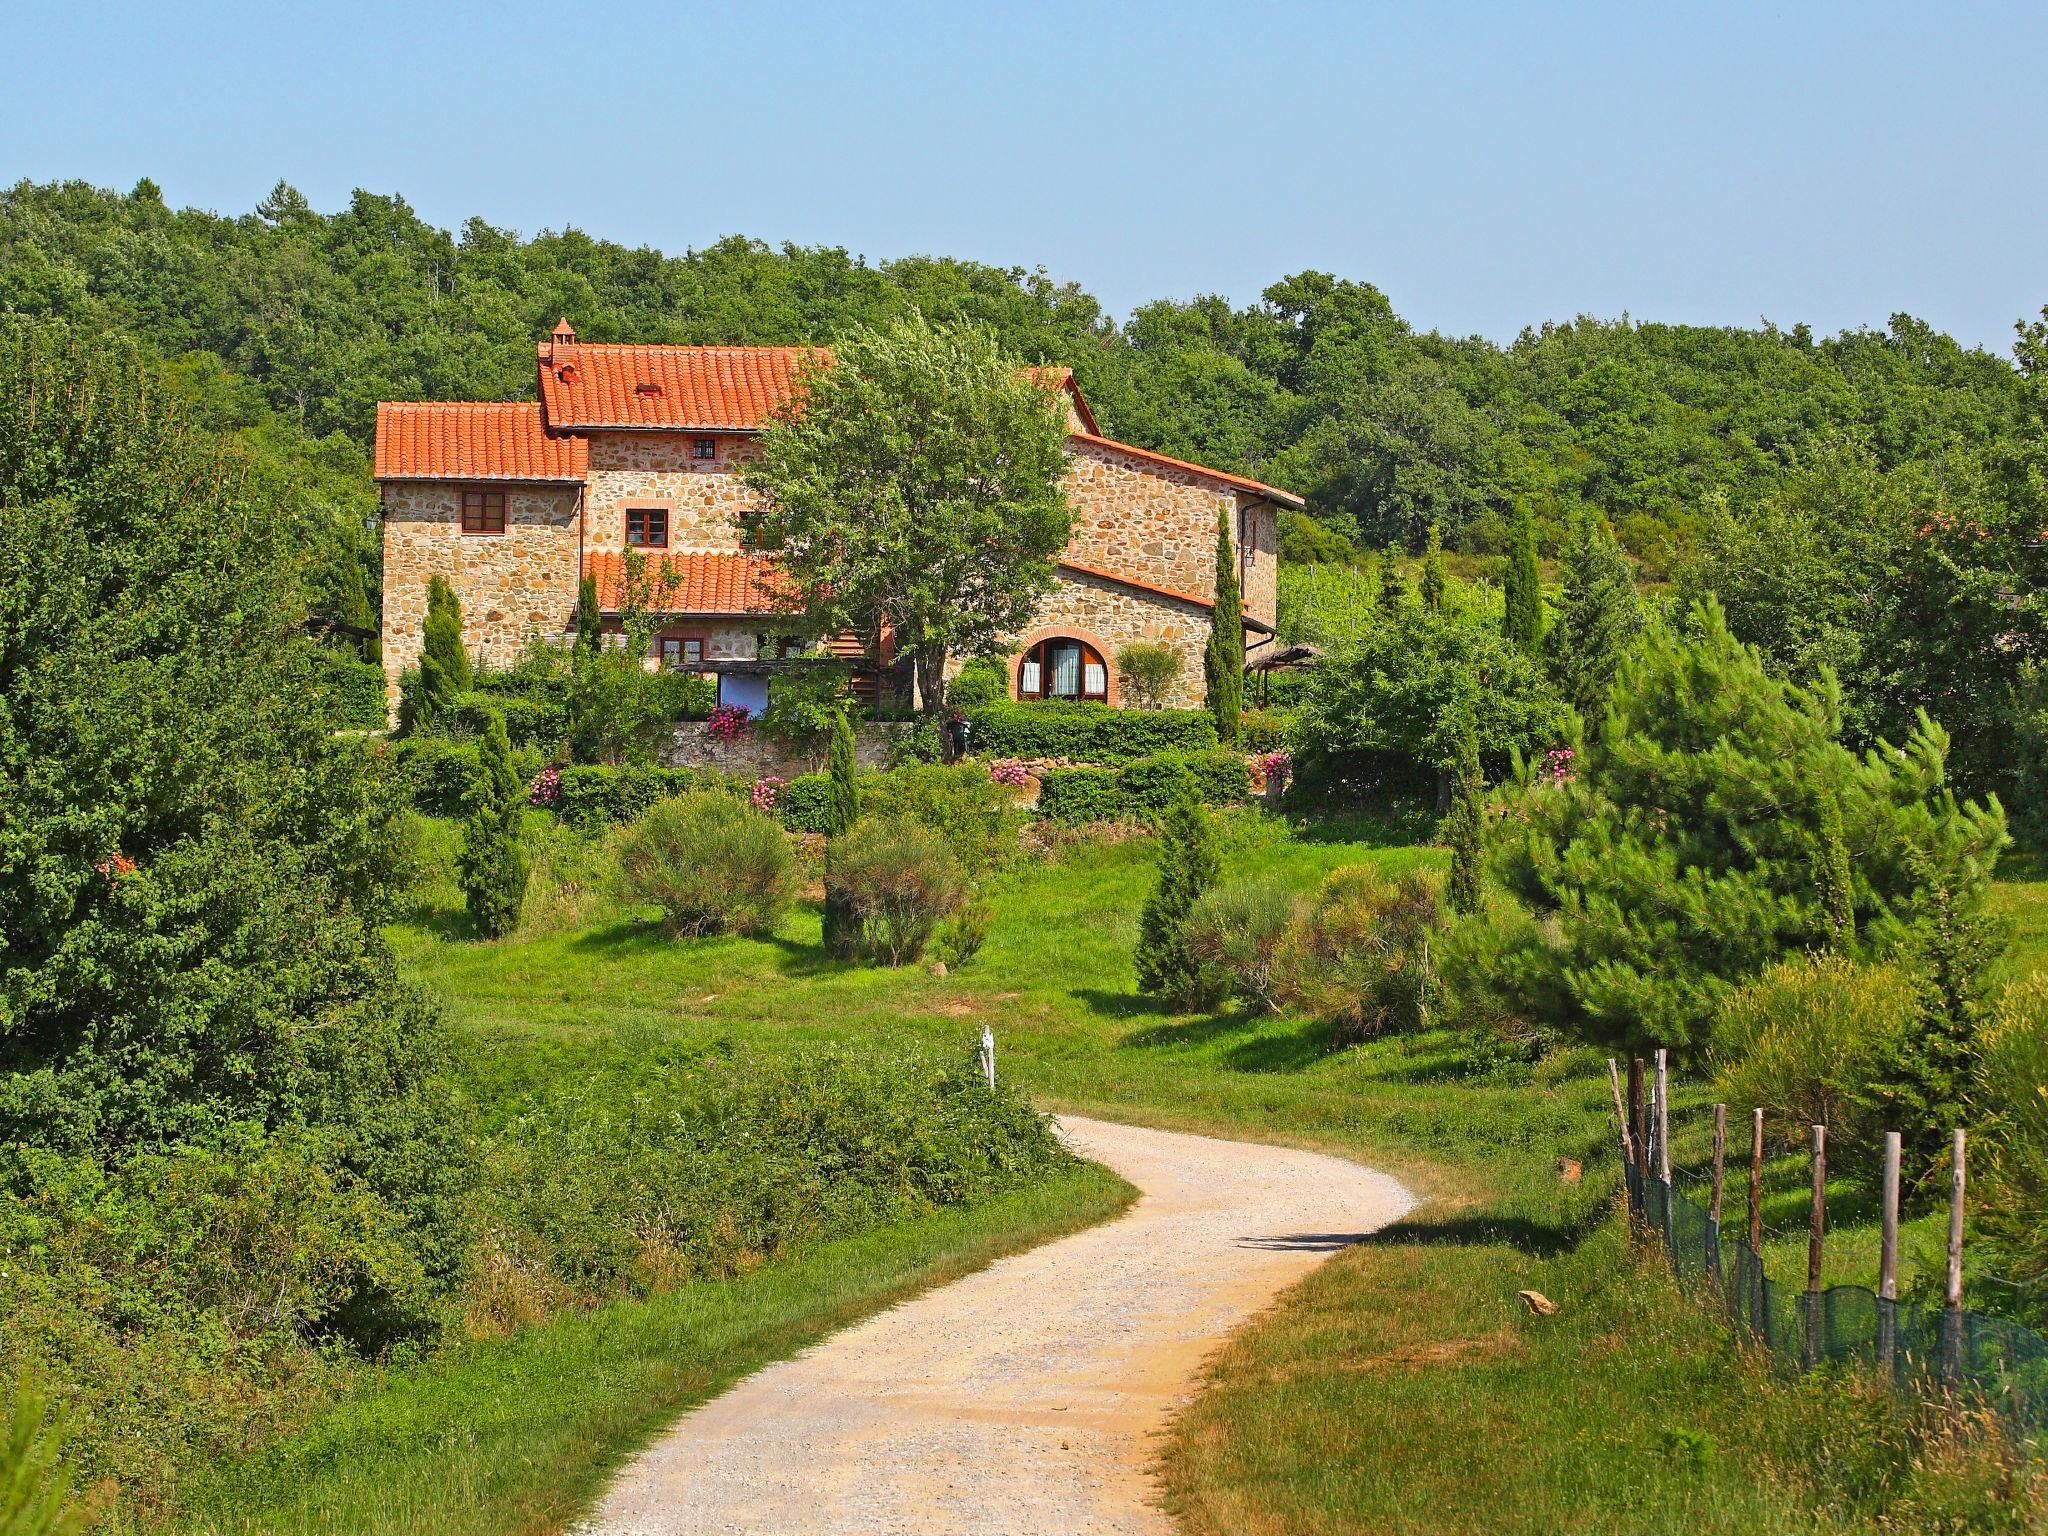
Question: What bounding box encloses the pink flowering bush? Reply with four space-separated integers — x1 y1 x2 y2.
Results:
751 775 787 813
1543 747 1575 784
987 758 1030 789
1255 749 1292 783
707 704 751 742
528 764 562 808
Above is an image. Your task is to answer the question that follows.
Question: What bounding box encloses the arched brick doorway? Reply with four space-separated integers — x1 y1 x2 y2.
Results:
1008 625 1119 706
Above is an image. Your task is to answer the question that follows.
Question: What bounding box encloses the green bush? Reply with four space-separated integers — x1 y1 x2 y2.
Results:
1241 708 1294 754
831 817 967 965
946 655 1010 709
1036 766 1123 824
932 900 993 969
1712 955 1923 1153
555 763 699 829
1281 864 1444 1041
459 716 530 940
1135 791 1225 1008
1187 877 1300 1013
861 764 1014 876
961 700 1217 763
757 666 852 754
1115 642 1182 710
311 650 389 732
777 772 839 833
614 792 795 937
1974 976 2048 1327
0 1386 80 1536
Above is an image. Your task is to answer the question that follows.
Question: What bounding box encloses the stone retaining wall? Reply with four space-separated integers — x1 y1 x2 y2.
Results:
662 721 913 778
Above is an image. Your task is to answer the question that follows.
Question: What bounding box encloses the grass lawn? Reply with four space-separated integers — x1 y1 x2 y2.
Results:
284 805 2043 1533
177 1162 1132 1536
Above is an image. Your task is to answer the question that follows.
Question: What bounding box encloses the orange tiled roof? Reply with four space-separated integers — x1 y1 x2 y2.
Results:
373 402 587 483
583 549 795 615
1069 431 1304 508
537 343 826 432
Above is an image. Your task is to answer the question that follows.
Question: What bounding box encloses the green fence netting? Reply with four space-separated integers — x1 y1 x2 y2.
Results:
1624 1155 2048 1435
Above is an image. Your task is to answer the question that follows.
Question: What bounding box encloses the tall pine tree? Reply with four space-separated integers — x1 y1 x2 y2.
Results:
1203 507 1243 746
1445 715 1486 915
417 574 470 722
821 710 861 959
1502 503 1543 654
1542 510 1642 724
1136 788 1224 1007
460 711 529 939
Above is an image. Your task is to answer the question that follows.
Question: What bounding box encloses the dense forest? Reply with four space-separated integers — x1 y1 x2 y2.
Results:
4 174 2045 801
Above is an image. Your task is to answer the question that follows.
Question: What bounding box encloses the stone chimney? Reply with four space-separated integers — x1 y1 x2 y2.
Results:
548 317 576 366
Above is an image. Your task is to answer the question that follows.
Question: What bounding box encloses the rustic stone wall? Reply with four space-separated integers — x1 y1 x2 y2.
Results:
380 480 583 691
662 720 912 777
583 432 759 554
1060 439 1279 630
979 567 1214 710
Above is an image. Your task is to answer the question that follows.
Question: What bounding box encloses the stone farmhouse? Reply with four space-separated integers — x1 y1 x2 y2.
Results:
373 321 1301 712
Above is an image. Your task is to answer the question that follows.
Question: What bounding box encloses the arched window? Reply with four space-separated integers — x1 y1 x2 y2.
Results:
1017 636 1108 701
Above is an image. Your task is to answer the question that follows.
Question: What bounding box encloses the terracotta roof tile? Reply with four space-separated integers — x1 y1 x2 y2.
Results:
374 402 587 482
584 549 794 615
538 344 826 432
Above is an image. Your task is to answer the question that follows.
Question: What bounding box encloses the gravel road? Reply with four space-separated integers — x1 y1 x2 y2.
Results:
580 1115 1413 1535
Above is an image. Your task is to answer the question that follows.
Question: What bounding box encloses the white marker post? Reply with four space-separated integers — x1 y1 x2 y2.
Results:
980 1023 996 1091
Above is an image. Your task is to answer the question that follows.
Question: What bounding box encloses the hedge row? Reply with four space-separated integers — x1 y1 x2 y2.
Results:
386 737 541 816
1036 750 1252 824
960 701 1217 763
311 652 389 732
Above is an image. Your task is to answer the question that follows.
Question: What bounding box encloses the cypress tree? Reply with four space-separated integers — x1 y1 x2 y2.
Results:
1543 510 1643 725
1445 718 1486 915
574 572 603 660
337 553 380 662
1502 503 1543 653
459 711 529 939
1135 788 1224 1007
1376 544 1411 615
821 710 861 958
418 574 470 721
1203 508 1244 746
1420 523 1448 614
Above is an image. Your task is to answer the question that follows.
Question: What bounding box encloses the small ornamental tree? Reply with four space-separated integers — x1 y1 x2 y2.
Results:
1489 599 2009 1055
742 315 1072 719
1136 788 1224 1008
460 711 529 938
1204 508 1244 747
418 573 470 720
1501 502 1543 653
1543 509 1643 726
574 572 603 659
1444 715 1485 915
1376 544 1411 615
822 710 861 958
337 553 380 663
1117 642 1182 710
1420 522 1448 614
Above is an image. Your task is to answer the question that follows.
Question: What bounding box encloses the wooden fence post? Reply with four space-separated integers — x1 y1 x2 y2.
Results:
1748 1108 1766 1343
1606 1058 1635 1168
1943 1127 1966 1386
1628 1058 1645 1178
1805 1123 1827 1371
1878 1130 1901 1373
1709 1103 1727 1290
1654 1049 1671 1186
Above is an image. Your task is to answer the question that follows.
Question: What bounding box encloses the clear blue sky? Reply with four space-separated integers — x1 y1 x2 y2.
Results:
10 0 2044 353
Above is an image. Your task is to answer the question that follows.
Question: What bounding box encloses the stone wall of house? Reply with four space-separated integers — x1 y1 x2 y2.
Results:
662 720 912 777
1059 439 1279 631
977 567 1214 709
583 432 758 554
380 480 582 691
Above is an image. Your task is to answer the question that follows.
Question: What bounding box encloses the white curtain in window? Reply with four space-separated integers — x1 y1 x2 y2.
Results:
1051 643 1082 698
1083 661 1106 696
1020 659 1041 694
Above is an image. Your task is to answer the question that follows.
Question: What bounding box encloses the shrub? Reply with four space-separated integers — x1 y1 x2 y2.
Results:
1136 791 1225 1008
757 666 852 755
861 763 1013 877
777 772 838 832
946 655 1010 709
387 737 486 815
1187 877 1300 1012
416 574 470 724
614 792 795 937
1241 708 1294 754
1712 955 1924 1152
960 700 1217 763
1116 642 1182 710
1281 864 1444 1041
312 651 389 731
1974 976 2048 1327
932 900 993 969
459 714 530 939
0 1387 79 1536
832 817 967 965
1036 766 1123 824
554 763 700 829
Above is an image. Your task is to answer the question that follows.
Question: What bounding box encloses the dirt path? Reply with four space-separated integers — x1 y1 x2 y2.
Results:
579 1116 1414 1535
